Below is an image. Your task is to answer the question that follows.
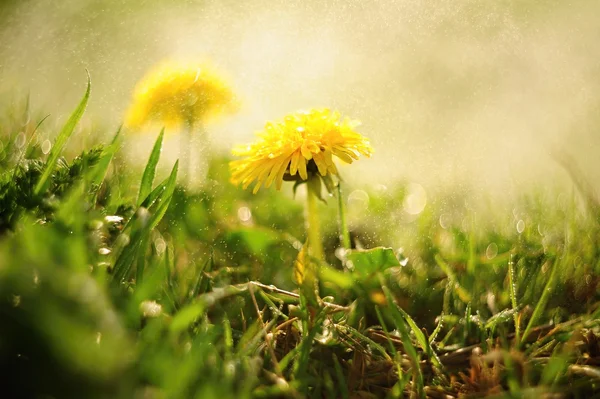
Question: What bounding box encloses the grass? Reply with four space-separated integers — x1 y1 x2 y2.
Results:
1 87 600 399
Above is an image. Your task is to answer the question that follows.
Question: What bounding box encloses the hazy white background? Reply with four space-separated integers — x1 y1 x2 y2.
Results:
1 0 599 199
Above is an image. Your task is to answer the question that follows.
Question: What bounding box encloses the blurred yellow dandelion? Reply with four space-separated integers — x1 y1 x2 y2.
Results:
230 108 373 193
125 61 238 129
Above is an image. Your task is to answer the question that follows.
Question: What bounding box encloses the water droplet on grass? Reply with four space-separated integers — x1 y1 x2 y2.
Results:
348 189 369 212
439 213 451 229
15 132 26 148
104 215 123 224
403 183 427 215
486 243 498 259
140 300 162 318
516 219 525 234
334 247 348 260
154 237 166 255
41 139 51 154
237 206 252 222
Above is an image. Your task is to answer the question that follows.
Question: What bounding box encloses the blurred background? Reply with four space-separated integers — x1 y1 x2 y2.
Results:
1 0 599 199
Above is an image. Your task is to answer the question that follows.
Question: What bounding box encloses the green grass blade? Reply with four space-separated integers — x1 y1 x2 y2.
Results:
88 126 122 198
144 160 178 232
113 239 141 283
12 114 50 178
137 128 164 206
332 355 349 399
521 256 560 346
394 302 443 370
380 275 425 399
374 306 404 382
113 161 178 282
508 253 521 343
135 233 150 286
190 254 214 298
434 254 472 303
34 72 91 196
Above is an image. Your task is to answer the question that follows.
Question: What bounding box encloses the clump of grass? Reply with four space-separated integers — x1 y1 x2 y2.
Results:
0 81 599 399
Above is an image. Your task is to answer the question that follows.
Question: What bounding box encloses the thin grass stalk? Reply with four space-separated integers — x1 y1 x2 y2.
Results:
508 253 521 343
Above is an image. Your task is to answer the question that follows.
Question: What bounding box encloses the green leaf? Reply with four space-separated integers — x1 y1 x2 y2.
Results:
35 72 91 196
346 247 400 277
137 128 164 206
319 265 355 289
190 254 214 298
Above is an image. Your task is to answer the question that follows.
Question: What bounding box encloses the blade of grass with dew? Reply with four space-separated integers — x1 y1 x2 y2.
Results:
189 254 214 299
485 308 520 333
121 175 170 232
34 72 90 196
258 291 288 320
223 316 234 359
170 285 248 334
135 233 150 285
464 302 472 345
379 275 425 399
508 253 521 343
467 216 477 274
88 125 122 203
131 160 179 275
394 302 443 371
429 313 444 344
332 354 349 399
162 246 179 312
435 254 472 303
375 306 404 388
336 324 391 360
520 256 560 347
292 306 328 383
137 128 164 206
12 114 50 179
113 161 178 282
237 318 279 358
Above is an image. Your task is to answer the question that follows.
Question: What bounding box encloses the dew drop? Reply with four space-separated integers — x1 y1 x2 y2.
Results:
516 219 525 234
403 183 427 215
154 237 166 255
486 243 498 259
15 132 26 148
41 139 52 154
237 206 252 222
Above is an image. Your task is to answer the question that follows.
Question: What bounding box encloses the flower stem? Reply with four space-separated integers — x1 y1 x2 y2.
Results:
337 182 351 250
306 181 324 261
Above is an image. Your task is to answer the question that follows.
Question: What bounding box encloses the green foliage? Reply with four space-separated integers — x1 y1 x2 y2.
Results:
1 87 600 398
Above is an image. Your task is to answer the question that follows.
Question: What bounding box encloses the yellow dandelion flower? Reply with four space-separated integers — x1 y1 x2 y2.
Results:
230 108 373 193
125 60 238 129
